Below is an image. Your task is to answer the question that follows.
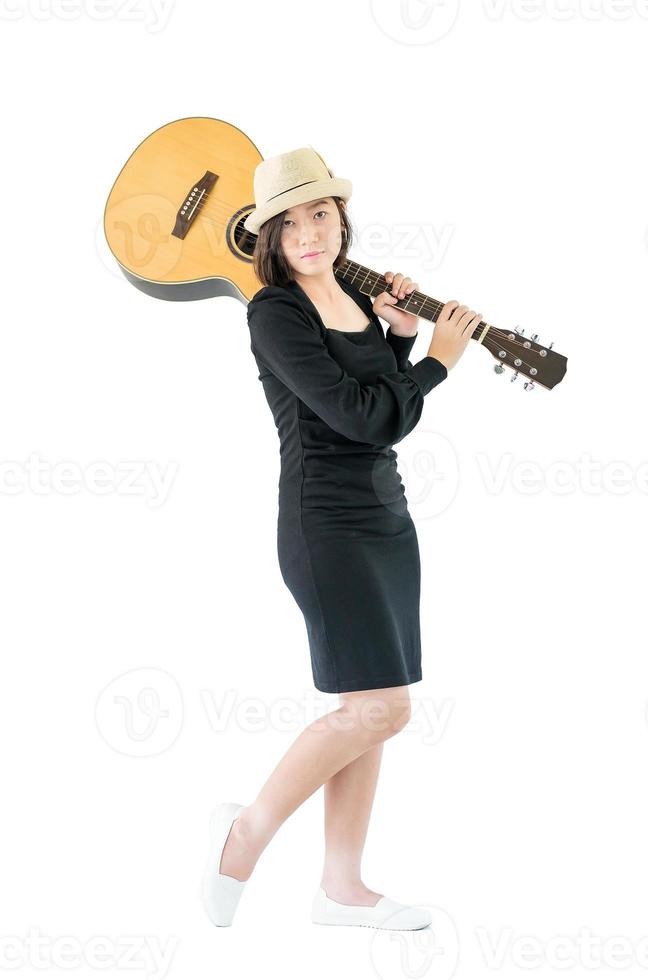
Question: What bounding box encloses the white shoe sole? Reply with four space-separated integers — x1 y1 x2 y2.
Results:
311 887 432 930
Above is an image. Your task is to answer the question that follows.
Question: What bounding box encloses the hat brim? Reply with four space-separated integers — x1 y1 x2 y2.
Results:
243 177 352 235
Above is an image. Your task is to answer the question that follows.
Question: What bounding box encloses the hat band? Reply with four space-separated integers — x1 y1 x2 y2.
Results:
267 179 319 202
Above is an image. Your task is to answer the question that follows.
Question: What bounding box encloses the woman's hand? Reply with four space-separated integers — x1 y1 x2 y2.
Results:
372 271 420 337
428 300 483 372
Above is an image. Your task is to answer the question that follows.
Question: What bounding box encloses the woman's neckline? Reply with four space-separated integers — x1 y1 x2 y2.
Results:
327 321 371 334
289 277 374 334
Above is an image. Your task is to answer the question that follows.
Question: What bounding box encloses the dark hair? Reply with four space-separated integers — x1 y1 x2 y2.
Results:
251 196 353 287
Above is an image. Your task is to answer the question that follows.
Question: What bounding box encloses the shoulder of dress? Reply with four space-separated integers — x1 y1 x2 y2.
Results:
248 284 299 307
247 284 314 332
248 284 280 304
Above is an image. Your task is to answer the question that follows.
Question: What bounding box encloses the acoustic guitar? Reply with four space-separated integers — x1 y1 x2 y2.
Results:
104 116 567 391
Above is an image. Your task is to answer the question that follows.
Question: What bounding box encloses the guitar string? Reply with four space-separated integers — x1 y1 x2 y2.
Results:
191 198 522 345
165 199 540 373
197 201 527 347
338 261 538 367
333 261 541 377
178 196 502 325
204 205 538 375
192 200 465 324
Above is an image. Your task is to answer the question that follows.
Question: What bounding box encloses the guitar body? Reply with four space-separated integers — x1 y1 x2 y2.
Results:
104 116 262 303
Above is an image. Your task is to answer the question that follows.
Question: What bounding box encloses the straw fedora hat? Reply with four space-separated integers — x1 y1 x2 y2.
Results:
243 146 352 235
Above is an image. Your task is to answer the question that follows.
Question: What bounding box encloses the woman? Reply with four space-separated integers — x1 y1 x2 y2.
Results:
201 147 481 930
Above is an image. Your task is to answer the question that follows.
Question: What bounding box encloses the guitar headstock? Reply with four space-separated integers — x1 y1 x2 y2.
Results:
478 323 567 391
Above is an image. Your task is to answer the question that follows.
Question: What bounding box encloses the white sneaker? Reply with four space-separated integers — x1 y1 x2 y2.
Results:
201 802 247 927
311 886 432 930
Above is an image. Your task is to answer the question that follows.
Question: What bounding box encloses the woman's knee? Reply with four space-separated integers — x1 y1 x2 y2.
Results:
339 686 412 743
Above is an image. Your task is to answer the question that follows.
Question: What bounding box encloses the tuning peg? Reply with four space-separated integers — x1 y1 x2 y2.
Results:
510 371 519 382
515 325 525 336
531 333 538 342
524 380 535 391
493 363 504 374
548 341 553 349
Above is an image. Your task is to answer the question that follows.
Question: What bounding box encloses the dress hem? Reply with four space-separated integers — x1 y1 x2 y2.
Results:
313 668 423 694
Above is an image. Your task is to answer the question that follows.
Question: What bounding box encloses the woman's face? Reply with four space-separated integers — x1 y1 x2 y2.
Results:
279 197 344 276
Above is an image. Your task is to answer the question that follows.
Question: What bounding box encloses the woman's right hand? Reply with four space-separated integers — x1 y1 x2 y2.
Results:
427 301 483 371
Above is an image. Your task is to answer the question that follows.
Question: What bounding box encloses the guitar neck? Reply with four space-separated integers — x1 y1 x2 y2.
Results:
335 257 567 391
335 258 488 341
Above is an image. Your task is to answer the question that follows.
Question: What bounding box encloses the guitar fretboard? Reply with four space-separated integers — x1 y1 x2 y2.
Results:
335 259 487 341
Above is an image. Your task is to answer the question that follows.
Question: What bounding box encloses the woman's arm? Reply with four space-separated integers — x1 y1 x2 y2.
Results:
385 326 418 372
247 287 447 447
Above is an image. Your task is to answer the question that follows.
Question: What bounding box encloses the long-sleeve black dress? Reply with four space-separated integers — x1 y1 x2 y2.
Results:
247 274 447 693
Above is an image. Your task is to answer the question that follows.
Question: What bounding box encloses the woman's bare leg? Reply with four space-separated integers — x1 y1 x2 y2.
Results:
319 738 385 905
218 686 411 882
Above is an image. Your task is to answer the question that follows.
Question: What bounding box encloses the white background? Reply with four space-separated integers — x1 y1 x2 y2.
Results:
1 0 646 977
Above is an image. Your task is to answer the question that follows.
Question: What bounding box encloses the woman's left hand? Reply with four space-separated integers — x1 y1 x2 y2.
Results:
372 271 420 337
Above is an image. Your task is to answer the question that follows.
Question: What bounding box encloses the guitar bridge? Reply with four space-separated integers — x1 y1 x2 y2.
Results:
171 171 217 239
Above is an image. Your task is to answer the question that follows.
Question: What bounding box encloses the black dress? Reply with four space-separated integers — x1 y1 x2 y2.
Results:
247 275 448 693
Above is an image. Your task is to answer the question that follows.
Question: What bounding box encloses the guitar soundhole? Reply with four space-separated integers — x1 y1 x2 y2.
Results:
229 208 257 261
